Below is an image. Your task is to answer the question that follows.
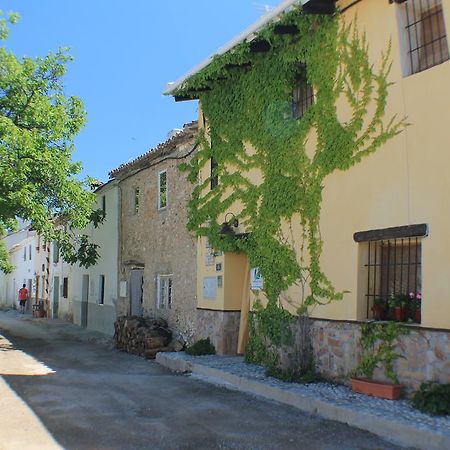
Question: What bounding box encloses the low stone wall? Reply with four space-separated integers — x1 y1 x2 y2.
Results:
196 309 241 355
310 319 450 392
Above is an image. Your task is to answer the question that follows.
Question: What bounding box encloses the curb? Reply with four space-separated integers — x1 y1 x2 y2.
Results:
156 353 450 450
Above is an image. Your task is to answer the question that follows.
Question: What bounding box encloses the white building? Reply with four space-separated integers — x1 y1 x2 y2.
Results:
70 180 120 335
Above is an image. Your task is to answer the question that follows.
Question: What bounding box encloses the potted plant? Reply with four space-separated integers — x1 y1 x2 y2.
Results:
409 291 422 323
371 297 386 320
350 322 409 400
388 294 401 321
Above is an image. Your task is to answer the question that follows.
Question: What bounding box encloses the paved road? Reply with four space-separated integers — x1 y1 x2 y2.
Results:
0 311 406 450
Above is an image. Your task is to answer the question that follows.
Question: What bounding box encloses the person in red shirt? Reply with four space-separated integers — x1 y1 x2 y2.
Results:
18 284 29 314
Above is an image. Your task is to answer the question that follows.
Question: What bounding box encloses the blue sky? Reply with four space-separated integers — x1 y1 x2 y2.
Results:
1 1 277 181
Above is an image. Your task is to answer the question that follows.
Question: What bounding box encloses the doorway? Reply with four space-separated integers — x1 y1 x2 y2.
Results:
81 275 89 327
52 276 59 318
130 269 144 316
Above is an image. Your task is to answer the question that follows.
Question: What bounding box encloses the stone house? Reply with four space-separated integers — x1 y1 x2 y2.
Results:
109 122 200 345
164 0 450 388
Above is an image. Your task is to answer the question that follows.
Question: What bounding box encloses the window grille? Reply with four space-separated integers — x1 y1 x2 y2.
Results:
292 84 314 119
402 0 449 74
365 238 421 318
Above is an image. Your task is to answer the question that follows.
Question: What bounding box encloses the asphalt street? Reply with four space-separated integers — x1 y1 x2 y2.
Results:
0 311 406 450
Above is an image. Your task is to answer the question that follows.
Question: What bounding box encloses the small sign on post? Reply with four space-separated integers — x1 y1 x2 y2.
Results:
250 268 264 290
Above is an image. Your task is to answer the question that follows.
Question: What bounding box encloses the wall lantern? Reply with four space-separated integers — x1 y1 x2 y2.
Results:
219 213 239 236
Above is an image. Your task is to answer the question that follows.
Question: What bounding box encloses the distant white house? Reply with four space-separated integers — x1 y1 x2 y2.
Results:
0 224 43 311
0 181 120 336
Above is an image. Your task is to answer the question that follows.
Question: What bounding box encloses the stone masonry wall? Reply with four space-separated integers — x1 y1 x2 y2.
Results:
196 309 241 355
116 123 199 346
311 319 450 393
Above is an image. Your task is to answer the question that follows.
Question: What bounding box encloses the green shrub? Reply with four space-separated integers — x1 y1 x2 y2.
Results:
412 382 450 416
185 338 216 356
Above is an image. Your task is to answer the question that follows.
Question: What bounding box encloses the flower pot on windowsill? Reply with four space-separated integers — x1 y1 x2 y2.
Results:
350 377 402 400
371 304 385 321
415 309 421 323
393 306 402 321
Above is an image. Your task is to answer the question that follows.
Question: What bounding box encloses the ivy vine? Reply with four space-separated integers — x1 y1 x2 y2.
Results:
178 6 406 365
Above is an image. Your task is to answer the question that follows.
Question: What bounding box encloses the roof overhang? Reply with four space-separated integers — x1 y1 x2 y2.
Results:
164 0 336 98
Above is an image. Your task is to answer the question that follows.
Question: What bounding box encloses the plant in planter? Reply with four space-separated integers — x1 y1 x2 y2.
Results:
388 294 408 322
350 322 409 399
371 297 387 321
388 294 401 321
409 291 422 323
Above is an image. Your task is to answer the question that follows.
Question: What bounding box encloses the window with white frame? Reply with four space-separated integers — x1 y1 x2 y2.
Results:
156 274 172 309
158 170 167 209
395 0 449 75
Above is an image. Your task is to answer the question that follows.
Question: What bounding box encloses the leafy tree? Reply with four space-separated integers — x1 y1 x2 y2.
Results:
0 11 101 273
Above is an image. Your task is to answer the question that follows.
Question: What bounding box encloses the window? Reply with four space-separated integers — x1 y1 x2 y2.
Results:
63 277 68 299
292 84 314 119
355 224 426 322
210 157 219 190
292 63 314 119
41 275 46 298
397 0 449 75
157 275 173 309
53 241 59 264
101 195 106 215
23 247 26 261
134 188 140 214
158 170 167 209
98 275 105 305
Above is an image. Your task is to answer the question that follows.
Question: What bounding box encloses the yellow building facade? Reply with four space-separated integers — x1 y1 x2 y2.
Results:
167 0 450 362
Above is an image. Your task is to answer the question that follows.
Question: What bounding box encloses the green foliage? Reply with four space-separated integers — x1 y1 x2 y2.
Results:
245 299 294 369
412 382 450 416
0 13 101 271
352 322 409 384
266 359 321 384
179 6 406 314
185 337 216 356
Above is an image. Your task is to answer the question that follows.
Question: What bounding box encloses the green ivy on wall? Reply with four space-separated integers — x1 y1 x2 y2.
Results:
178 6 406 365
352 322 409 384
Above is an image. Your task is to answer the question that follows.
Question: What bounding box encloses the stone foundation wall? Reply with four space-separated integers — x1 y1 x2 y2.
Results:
310 320 450 392
196 309 241 355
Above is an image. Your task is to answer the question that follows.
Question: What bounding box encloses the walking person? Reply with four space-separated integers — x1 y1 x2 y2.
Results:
18 283 29 314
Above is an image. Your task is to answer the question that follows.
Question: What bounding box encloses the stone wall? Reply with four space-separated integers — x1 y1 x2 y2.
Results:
267 317 450 393
311 320 450 392
197 309 241 355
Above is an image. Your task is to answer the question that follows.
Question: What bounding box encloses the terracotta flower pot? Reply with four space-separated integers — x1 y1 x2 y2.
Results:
394 306 402 321
371 304 384 320
415 309 421 323
350 378 402 400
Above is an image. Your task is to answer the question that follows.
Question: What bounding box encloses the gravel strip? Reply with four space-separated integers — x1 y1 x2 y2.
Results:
166 352 450 436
